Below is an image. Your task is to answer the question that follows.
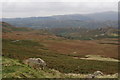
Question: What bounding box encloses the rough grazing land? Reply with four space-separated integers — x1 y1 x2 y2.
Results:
2 57 118 78
2 39 118 74
2 25 119 78
3 31 118 58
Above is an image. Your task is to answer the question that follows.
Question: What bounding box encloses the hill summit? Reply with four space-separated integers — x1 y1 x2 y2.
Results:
1 22 33 33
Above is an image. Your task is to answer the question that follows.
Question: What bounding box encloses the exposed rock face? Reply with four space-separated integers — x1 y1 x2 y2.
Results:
12 40 20 42
93 71 103 76
86 74 95 78
24 58 46 70
86 71 104 78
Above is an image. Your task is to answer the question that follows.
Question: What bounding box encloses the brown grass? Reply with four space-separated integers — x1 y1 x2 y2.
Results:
3 31 118 59
43 39 118 58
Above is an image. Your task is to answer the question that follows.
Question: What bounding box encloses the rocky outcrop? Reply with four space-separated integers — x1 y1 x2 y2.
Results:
86 71 104 78
23 58 46 70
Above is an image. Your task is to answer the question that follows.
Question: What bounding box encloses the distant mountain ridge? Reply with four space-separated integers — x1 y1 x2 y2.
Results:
51 11 118 21
84 11 118 21
2 11 118 29
1 22 33 32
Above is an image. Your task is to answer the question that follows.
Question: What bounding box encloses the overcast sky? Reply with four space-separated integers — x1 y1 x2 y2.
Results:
0 0 119 18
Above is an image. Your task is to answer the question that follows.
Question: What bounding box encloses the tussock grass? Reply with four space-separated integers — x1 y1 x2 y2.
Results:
2 57 118 78
2 39 118 74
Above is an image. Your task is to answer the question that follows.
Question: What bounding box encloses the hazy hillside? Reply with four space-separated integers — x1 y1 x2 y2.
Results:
2 11 118 29
1 22 33 33
84 11 118 21
2 22 118 40
52 14 92 21
49 27 119 40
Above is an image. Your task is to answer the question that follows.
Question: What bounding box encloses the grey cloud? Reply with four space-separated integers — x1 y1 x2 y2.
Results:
1 2 118 18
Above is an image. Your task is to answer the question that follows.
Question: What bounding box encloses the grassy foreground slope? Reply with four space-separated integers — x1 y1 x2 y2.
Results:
2 39 118 74
2 57 66 78
2 57 118 78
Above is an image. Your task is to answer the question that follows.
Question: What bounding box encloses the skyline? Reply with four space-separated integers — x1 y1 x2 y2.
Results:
1 11 118 19
1 1 118 18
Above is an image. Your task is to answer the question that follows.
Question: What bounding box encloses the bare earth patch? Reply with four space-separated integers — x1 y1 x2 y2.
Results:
74 55 119 62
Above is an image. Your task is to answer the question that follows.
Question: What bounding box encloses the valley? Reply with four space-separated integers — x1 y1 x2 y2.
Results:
1 22 119 78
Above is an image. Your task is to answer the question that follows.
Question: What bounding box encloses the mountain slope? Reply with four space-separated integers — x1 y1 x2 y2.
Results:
2 57 66 78
85 11 118 21
2 57 118 78
52 14 92 21
1 22 33 33
2 11 118 29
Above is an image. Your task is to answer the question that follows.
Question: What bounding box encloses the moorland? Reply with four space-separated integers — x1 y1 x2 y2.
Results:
1 11 119 78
